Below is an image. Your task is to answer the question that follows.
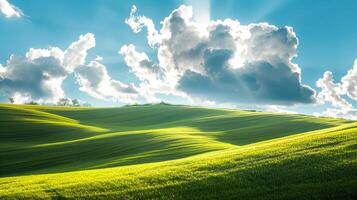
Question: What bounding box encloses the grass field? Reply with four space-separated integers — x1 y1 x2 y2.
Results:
0 104 356 199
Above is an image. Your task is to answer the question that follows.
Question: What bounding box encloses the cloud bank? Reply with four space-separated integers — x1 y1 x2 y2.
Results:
121 5 316 106
1 4 355 120
0 5 317 106
0 33 139 104
0 0 22 18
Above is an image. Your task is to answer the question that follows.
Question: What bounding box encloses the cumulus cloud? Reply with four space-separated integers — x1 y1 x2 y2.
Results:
0 33 139 104
341 59 357 100
316 59 357 120
120 44 164 85
125 5 160 47
0 0 22 18
0 33 95 103
75 57 139 103
0 54 67 103
121 5 316 106
63 33 96 71
316 71 351 108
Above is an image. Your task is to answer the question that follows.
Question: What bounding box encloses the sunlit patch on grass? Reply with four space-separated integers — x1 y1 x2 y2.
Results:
0 104 355 199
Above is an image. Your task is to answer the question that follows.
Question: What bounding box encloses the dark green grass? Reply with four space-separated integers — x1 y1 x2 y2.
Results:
1 121 356 199
0 104 356 199
0 104 349 177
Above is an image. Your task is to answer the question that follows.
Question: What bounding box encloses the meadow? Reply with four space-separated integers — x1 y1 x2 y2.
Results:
0 104 356 199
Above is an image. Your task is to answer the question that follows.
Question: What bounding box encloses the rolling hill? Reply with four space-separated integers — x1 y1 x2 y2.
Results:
0 104 356 199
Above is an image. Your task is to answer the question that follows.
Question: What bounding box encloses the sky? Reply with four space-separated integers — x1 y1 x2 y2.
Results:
0 0 357 119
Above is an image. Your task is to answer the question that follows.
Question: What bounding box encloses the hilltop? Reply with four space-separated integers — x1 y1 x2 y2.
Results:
0 104 356 199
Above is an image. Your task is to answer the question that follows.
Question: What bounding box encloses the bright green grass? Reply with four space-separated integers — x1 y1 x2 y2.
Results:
0 104 356 199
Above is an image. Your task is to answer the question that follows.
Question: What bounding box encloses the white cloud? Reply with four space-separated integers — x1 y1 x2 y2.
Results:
0 0 22 18
120 44 164 85
119 44 175 102
314 108 357 120
121 5 316 106
316 71 351 109
75 59 139 103
316 59 357 120
125 5 160 47
341 59 357 100
0 33 141 104
63 33 96 72
263 105 297 114
0 52 68 104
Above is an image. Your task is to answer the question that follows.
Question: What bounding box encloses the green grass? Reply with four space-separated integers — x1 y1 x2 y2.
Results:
0 104 356 199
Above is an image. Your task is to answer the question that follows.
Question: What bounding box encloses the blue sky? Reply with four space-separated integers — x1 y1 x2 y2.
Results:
0 0 356 118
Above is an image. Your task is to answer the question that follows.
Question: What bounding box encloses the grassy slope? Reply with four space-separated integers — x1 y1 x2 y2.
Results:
0 104 356 199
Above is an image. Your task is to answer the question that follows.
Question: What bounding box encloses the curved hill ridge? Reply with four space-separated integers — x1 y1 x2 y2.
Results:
0 104 356 199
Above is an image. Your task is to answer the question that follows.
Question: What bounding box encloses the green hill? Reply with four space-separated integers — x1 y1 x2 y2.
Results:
0 104 356 199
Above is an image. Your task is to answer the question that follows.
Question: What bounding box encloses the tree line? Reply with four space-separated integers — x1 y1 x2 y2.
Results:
8 97 91 107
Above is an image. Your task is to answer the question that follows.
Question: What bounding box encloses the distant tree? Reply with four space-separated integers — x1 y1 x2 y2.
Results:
26 101 39 105
71 99 80 107
8 97 14 104
159 101 170 105
57 98 71 106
